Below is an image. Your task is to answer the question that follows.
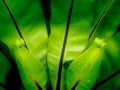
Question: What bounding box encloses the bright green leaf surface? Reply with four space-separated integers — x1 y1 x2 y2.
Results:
0 0 120 90
11 39 47 90
66 38 105 90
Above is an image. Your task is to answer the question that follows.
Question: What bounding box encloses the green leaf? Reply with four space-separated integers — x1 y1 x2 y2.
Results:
47 0 96 90
86 0 120 49
0 0 120 90
47 0 74 90
92 69 120 90
66 38 105 90
95 35 120 90
2 0 29 50
11 39 48 90
0 0 48 54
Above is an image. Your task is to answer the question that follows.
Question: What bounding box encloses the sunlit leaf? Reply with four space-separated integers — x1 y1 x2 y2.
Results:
66 38 105 90
11 39 47 90
0 0 120 90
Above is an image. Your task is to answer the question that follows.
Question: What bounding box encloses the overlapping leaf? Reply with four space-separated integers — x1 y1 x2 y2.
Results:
0 0 120 90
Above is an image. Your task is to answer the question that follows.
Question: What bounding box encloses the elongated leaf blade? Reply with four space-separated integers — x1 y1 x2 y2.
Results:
0 0 48 56
2 0 29 50
84 0 120 50
88 0 115 41
47 0 97 90
11 39 48 90
56 0 74 90
66 38 105 90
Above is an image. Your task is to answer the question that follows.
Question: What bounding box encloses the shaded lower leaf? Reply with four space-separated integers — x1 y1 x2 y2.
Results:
91 69 120 90
88 0 115 42
83 0 120 52
0 82 7 90
0 40 22 90
63 60 73 70
112 25 120 36
0 40 14 64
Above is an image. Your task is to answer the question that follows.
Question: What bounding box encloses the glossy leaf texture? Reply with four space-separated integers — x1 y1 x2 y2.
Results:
47 0 120 90
11 39 47 90
47 0 94 89
0 1 49 89
96 33 120 90
66 38 105 90
0 0 48 57
0 0 120 90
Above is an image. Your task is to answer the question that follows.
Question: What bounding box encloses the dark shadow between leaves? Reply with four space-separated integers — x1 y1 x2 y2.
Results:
0 40 22 90
91 69 120 90
40 0 51 37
